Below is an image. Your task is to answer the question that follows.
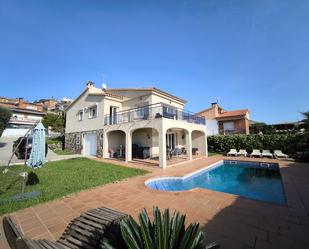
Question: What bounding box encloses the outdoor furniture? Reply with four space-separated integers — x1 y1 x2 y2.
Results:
155 113 162 118
274 150 288 159
172 147 182 157
132 144 150 159
262 150 273 158
166 146 173 160
192 148 199 155
237 149 248 157
3 206 127 249
227 149 237 156
251 149 262 158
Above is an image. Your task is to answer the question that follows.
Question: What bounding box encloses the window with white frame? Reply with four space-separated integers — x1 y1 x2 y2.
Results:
88 106 97 119
78 111 83 121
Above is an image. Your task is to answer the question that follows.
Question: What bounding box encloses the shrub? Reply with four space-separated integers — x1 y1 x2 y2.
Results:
103 207 219 249
208 134 308 156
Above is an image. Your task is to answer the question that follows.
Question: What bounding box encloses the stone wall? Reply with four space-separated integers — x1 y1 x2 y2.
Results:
65 132 83 154
96 129 104 157
65 129 104 157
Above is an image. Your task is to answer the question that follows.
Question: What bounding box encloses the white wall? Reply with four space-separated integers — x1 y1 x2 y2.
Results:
12 113 43 121
192 130 207 155
107 131 125 152
206 119 219 135
103 98 123 114
65 90 105 133
2 128 29 137
150 94 184 109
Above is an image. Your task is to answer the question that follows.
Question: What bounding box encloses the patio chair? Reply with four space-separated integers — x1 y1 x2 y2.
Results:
3 206 128 249
237 149 248 157
262 150 273 158
250 149 262 158
172 147 182 158
166 146 173 160
274 150 288 159
227 149 237 157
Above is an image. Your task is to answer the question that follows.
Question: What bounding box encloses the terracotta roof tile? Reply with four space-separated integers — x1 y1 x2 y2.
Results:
0 103 17 108
217 109 249 118
0 103 45 114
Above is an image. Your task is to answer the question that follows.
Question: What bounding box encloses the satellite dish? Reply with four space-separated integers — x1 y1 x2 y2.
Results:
102 83 107 90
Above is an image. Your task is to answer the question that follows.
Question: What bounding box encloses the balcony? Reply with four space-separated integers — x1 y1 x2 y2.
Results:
220 128 247 135
104 103 205 126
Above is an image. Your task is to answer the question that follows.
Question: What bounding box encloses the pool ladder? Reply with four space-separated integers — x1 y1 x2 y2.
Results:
229 161 238 164
260 163 270 168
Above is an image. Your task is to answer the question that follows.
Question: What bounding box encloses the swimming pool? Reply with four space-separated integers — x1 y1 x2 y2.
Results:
145 160 286 205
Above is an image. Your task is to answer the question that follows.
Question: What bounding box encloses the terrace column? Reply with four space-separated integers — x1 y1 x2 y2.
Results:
125 131 132 162
103 130 109 158
186 132 192 160
159 128 167 168
204 131 208 157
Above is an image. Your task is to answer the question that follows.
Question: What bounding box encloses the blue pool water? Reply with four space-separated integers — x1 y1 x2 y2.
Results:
146 160 286 205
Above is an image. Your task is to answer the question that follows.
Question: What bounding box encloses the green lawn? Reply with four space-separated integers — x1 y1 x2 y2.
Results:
52 148 75 155
0 158 148 215
208 152 220 157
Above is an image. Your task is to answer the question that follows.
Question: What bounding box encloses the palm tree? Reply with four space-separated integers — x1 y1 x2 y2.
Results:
302 111 309 132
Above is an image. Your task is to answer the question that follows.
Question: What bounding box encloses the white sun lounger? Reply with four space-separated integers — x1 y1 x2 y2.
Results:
251 149 262 158
274 150 288 159
227 149 237 156
262 150 273 158
237 149 247 157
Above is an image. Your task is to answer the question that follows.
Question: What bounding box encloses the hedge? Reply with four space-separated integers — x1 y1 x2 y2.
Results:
207 134 309 156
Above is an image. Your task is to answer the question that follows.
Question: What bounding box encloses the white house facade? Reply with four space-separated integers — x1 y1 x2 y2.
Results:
65 82 208 168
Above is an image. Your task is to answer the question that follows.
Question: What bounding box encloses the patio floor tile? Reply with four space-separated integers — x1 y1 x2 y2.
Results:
1 156 309 249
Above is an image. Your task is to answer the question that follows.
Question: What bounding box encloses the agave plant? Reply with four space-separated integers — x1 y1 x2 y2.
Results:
103 207 219 249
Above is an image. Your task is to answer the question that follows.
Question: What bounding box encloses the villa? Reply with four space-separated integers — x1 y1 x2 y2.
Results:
65 82 208 168
197 102 250 135
0 97 45 137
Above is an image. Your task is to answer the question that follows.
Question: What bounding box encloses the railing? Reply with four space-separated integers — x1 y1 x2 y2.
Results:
220 128 247 135
104 103 206 126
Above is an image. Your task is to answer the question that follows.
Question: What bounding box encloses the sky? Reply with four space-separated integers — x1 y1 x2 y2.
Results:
0 0 308 124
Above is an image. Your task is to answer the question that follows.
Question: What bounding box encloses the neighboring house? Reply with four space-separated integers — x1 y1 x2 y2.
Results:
34 98 58 112
65 82 207 168
197 103 250 135
0 98 45 136
57 97 73 112
34 97 73 113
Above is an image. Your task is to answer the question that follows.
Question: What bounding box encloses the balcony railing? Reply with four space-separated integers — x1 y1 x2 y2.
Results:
220 129 247 135
104 103 206 126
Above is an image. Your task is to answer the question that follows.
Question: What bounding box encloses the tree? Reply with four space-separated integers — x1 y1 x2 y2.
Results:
302 111 309 132
0 107 12 137
42 112 65 134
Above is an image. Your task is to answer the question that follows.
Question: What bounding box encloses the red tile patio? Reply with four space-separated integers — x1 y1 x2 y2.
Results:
1 156 309 249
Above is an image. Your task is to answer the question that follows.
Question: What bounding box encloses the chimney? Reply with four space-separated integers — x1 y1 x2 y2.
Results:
86 81 94 88
18 98 24 107
211 102 218 107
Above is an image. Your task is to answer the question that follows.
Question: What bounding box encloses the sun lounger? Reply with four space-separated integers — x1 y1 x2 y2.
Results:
251 149 262 158
262 150 273 158
3 206 128 249
227 149 237 156
274 150 288 159
237 149 248 157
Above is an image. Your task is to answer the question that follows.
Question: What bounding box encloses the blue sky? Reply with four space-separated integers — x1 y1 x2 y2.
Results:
0 0 308 124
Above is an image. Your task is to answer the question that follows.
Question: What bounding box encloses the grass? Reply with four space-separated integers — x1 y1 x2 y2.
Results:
208 151 220 156
52 148 75 155
46 136 63 145
0 158 148 215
